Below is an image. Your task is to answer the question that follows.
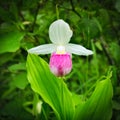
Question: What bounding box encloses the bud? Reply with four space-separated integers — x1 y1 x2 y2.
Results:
49 53 72 77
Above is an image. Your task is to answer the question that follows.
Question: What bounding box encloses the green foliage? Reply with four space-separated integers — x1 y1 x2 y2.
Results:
27 54 75 120
75 73 113 120
27 54 113 120
115 0 120 12
10 72 28 89
0 31 24 54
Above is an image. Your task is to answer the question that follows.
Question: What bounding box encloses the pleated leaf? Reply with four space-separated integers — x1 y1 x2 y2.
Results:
75 77 113 120
26 54 75 120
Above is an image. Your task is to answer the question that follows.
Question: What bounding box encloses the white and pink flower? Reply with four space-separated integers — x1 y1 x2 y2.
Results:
28 19 93 76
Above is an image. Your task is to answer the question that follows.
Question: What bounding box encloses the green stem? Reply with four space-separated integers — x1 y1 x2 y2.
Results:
91 40 99 77
56 4 59 19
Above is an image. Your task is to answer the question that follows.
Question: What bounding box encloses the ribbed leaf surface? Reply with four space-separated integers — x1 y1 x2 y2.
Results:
26 54 75 120
75 78 113 120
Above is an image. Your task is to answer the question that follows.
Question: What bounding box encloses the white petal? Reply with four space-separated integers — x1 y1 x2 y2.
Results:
49 19 73 45
28 44 56 55
66 43 93 56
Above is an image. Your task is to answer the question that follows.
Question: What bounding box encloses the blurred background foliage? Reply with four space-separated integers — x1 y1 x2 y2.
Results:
0 0 120 120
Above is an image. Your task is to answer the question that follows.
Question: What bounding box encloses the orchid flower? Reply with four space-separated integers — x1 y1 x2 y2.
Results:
28 19 93 76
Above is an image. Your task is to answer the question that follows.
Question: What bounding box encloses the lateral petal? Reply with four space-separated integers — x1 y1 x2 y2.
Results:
28 44 56 55
66 43 93 56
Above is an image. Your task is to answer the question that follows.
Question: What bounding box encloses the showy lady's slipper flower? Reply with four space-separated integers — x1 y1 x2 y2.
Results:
28 19 93 76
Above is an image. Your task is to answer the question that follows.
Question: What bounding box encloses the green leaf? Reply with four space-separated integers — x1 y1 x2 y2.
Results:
0 53 15 65
10 72 28 89
26 54 75 120
112 100 120 110
8 63 26 72
115 0 120 12
109 42 120 64
79 17 101 38
98 9 110 26
0 31 24 54
75 77 113 120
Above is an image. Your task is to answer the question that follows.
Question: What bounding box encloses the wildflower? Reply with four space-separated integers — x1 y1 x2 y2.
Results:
28 19 93 76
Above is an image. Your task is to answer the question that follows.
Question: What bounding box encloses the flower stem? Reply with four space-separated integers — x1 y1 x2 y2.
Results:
56 4 59 19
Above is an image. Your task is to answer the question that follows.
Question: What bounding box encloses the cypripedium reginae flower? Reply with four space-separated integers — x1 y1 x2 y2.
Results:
28 19 93 77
